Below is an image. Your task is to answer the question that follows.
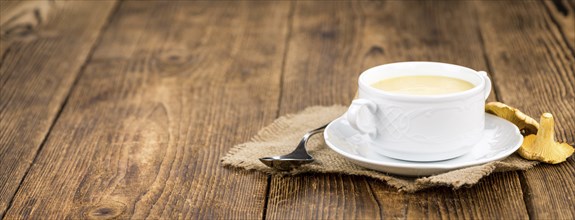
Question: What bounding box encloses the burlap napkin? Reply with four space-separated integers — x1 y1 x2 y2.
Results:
221 105 538 192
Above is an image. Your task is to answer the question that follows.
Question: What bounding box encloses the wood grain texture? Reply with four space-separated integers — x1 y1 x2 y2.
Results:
359 1 528 218
359 1 530 218
543 0 575 52
0 0 116 217
367 172 527 219
266 1 528 219
268 174 382 219
1 0 573 218
267 1 381 219
4 1 290 219
477 0 575 219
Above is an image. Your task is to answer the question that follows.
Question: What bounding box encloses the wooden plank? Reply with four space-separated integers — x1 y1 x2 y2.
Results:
268 175 382 219
370 173 527 219
267 1 528 219
477 1 575 219
3 1 290 219
0 0 116 217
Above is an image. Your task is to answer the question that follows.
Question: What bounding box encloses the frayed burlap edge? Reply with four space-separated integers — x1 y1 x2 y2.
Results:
221 105 538 192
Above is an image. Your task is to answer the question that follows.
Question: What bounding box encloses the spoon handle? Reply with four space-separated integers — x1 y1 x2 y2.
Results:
287 123 329 158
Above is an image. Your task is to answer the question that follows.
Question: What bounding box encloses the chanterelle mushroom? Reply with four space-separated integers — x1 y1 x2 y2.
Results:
518 113 574 164
485 102 539 136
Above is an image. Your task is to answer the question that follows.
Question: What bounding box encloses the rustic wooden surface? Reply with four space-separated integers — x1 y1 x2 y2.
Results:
1 0 573 219
0 0 117 217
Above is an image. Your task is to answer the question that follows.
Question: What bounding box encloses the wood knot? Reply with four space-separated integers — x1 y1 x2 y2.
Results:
85 201 125 219
367 45 384 56
168 55 181 61
154 49 194 76
1 1 53 40
316 26 337 40
157 49 190 64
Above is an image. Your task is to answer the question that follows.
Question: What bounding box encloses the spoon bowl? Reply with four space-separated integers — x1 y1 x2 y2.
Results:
259 124 328 171
259 157 314 171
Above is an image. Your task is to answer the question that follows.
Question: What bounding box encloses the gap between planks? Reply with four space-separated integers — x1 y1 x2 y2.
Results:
264 1 296 219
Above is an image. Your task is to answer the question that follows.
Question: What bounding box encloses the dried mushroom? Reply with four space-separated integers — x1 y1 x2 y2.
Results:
485 102 539 136
518 113 574 164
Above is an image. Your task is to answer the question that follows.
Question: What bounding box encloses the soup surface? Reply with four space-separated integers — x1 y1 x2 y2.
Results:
371 75 475 95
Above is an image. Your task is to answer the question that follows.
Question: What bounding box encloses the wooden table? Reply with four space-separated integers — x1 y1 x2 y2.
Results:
1 0 574 219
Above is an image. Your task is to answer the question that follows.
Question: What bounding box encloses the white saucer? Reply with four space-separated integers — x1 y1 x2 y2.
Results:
324 113 523 176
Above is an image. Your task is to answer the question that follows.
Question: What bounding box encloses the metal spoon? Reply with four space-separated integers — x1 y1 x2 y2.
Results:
259 124 328 171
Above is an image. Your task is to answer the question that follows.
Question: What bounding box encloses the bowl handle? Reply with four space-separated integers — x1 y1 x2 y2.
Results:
479 71 492 100
346 98 378 136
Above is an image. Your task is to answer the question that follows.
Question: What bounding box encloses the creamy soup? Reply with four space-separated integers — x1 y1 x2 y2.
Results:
371 75 475 95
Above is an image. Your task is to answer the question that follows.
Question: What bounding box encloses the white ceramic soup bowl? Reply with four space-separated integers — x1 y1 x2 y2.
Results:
346 62 491 161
